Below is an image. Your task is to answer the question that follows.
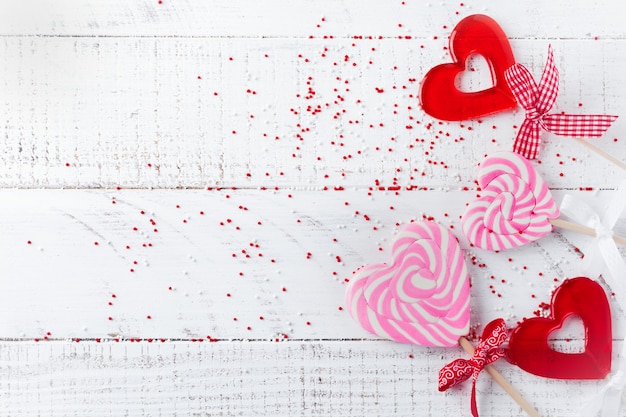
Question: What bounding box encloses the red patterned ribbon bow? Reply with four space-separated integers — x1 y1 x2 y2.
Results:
438 318 508 417
504 45 618 160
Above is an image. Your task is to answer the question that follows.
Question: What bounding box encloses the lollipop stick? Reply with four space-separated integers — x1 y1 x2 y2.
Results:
459 337 541 417
549 218 626 246
571 137 626 172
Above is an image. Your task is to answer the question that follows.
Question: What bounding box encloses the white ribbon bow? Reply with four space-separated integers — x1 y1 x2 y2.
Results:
560 181 626 417
560 181 626 309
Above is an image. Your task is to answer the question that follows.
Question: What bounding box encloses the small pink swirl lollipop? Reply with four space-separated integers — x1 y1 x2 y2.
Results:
345 220 470 347
462 151 626 251
462 151 559 251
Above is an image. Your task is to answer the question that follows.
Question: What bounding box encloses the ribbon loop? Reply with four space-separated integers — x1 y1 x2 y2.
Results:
438 358 474 391
507 63 540 112
439 319 508 417
505 45 618 160
535 46 560 114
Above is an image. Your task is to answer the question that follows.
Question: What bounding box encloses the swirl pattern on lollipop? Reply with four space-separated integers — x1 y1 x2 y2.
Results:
345 221 470 347
462 151 559 251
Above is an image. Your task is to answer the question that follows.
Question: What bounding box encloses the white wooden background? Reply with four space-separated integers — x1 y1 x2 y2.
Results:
1 0 626 415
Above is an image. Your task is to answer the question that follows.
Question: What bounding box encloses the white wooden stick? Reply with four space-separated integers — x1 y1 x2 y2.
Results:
549 218 626 246
571 137 626 171
459 337 542 417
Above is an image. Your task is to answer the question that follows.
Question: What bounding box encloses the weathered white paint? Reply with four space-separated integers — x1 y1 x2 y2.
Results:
0 0 623 39
1 188 622 339
1 0 625 415
0 340 618 417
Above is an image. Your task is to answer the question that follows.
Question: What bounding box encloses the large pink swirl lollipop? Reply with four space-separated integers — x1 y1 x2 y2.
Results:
345 220 541 416
345 221 470 347
462 151 559 251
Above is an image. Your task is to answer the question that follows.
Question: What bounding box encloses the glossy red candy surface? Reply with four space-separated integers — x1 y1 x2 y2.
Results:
420 14 517 121
506 277 612 380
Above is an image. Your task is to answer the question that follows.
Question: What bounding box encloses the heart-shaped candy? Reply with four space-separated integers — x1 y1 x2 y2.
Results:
506 277 612 379
420 14 517 121
462 151 559 251
345 221 470 347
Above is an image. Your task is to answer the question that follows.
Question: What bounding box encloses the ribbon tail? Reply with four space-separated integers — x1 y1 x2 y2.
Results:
601 386 623 417
543 114 618 137
470 378 480 417
513 119 541 159
582 384 620 417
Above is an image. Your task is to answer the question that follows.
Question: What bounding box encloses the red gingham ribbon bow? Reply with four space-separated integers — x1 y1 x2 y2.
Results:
438 319 508 417
505 45 618 160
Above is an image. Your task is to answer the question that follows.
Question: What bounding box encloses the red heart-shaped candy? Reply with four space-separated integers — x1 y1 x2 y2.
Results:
420 14 517 120
506 277 612 380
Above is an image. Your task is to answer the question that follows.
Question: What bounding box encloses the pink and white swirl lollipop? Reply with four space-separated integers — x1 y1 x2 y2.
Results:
462 151 559 251
345 219 541 416
345 220 470 347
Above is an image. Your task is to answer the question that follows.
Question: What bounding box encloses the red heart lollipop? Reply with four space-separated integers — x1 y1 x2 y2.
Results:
506 277 612 380
420 14 517 120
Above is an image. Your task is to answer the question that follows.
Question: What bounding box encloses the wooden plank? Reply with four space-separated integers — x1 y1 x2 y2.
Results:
0 340 616 417
1 188 623 340
0 37 624 189
1 1 624 415
0 0 623 39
